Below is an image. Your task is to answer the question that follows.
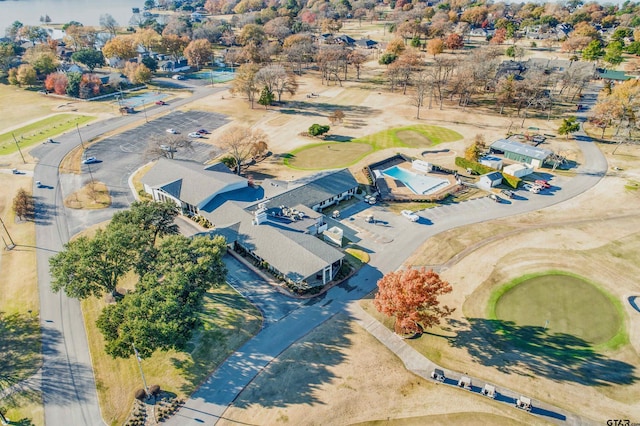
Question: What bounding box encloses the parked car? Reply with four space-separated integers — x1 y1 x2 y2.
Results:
12 168 19 174
188 132 203 138
196 129 210 134
523 183 540 193
171 75 185 80
364 195 377 205
36 181 43 188
500 189 514 198
489 194 502 203
535 179 551 188
82 157 98 164
155 100 167 105
401 210 419 222
166 128 178 134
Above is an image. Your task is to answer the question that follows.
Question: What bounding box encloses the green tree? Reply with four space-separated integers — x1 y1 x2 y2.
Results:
582 40 603 62
558 116 581 140
308 123 330 136
96 235 227 358
66 71 82 97
378 53 397 65
258 85 274 109
141 56 158 72
0 42 17 72
71 49 104 71
604 41 624 67
50 223 140 299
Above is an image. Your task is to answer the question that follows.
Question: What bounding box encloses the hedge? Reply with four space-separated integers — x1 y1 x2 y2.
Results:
455 157 495 175
501 173 521 189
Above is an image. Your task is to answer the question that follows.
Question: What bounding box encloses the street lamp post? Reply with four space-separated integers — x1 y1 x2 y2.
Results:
0 216 16 250
11 133 26 164
132 344 149 397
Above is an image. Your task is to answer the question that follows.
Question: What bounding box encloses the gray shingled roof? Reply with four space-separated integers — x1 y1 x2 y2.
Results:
141 158 247 207
205 202 343 283
490 139 553 161
248 169 358 211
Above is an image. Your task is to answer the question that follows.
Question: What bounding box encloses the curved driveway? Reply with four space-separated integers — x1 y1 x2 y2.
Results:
167 84 608 425
31 82 219 426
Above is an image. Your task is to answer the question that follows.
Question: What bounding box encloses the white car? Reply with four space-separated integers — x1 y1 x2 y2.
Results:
401 210 419 222
166 128 178 134
523 183 540 193
171 75 185 80
82 157 98 164
188 132 203 138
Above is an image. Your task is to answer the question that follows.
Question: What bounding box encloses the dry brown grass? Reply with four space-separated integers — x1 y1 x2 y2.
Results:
218 313 546 426
64 181 111 209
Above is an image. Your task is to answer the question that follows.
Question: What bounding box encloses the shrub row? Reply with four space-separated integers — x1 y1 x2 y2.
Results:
455 157 495 175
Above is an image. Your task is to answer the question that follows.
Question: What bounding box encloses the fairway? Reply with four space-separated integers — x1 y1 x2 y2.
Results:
284 125 462 170
0 114 94 155
492 273 623 347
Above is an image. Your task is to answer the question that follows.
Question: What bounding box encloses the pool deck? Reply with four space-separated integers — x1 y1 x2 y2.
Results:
372 160 460 202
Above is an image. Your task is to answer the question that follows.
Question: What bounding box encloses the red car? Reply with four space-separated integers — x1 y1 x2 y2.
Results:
155 100 167 105
535 179 551 188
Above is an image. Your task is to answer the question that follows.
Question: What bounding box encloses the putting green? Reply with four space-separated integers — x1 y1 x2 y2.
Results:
284 124 462 170
490 272 624 347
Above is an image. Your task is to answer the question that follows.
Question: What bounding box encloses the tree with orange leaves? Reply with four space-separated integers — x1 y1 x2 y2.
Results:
374 267 454 335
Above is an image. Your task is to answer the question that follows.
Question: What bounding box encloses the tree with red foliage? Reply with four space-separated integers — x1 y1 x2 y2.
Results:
44 72 68 95
374 267 454 335
445 33 464 50
490 28 506 45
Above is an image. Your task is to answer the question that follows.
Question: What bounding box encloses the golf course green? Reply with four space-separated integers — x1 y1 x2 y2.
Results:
490 272 625 348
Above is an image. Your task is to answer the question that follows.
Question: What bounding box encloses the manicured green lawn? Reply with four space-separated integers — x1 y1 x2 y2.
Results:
0 114 94 155
284 125 463 170
488 271 626 350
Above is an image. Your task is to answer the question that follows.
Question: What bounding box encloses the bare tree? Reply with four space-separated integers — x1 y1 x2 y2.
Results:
255 65 298 102
99 14 119 38
412 71 430 119
216 126 269 174
145 134 194 160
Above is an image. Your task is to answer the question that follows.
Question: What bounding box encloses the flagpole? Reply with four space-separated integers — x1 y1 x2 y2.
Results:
132 343 149 396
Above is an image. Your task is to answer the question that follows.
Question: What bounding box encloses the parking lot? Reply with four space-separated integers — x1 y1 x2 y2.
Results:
80 110 229 210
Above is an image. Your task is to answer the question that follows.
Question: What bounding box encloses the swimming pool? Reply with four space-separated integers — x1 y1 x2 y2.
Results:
382 165 449 195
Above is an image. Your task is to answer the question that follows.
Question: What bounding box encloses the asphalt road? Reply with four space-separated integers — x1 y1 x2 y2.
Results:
31 81 224 426
165 83 608 426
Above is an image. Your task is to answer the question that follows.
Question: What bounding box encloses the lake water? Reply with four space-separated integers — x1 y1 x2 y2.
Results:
0 0 144 32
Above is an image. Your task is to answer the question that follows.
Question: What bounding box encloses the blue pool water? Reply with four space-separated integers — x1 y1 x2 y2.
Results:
383 166 449 195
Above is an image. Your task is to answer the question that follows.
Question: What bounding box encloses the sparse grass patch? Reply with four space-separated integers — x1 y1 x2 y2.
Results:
131 162 155 200
64 181 111 209
345 246 370 264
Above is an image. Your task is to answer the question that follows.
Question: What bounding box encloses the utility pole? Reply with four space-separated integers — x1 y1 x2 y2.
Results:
12 133 26 164
0 216 16 250
77 124 94 183
132 344 149 397
141 101 148 123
